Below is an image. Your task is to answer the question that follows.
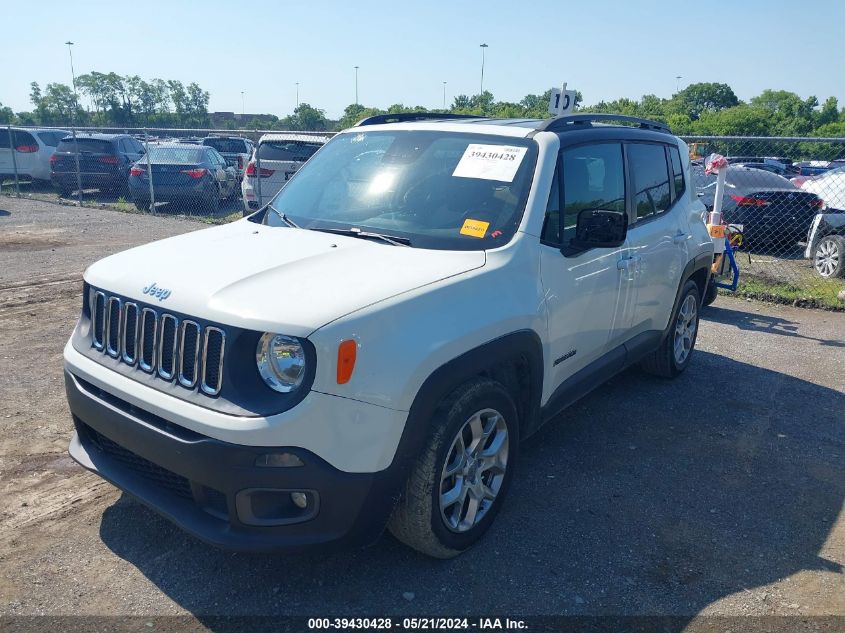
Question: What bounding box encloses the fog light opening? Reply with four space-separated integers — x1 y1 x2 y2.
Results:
255 452 304 468
290 492 308 509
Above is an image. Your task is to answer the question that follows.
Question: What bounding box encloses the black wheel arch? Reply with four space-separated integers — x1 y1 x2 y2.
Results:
388 329 544 481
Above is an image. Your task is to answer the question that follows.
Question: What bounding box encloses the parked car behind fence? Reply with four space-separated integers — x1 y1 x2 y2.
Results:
1 127 69 183
201 136 253 179
51 133 145 196
129 144 238 213
241 133 331 212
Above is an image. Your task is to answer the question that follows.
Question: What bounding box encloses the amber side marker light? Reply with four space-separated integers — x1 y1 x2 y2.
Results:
337 339 357 384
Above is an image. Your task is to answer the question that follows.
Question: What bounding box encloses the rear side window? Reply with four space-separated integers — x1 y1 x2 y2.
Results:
629 143 671 220
0 130 38 151
36 131 66 147
258 140 322 162
560 143 625 249
669 146 685 200
56 138 114 154
203 138 248 153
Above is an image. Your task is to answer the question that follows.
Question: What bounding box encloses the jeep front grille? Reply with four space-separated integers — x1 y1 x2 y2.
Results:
89 290 226 396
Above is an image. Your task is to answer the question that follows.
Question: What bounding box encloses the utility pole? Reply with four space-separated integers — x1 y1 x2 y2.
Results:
354 66 359 105
241 91 244 117
479 43 488 95
296 82 299 108
443 81 447 109
65 41 82 206
675 75 682 93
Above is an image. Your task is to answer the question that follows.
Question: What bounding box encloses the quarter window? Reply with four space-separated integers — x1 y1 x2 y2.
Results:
560 143 625 249
628 143 671 220
669 146 685 200
541 164 561 244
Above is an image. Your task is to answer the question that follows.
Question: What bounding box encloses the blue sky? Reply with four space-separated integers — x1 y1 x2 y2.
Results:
2 0 843 119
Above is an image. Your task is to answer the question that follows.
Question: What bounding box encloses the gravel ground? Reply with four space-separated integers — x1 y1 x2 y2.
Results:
0 197 843 625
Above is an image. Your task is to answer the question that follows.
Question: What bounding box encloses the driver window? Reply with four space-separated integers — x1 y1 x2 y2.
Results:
561 143 625 249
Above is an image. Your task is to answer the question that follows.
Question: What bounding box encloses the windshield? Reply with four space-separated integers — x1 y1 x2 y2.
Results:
258 140 323 162
261 130 538 250
56 138 113 153
147 146 205 164
203 138 248 153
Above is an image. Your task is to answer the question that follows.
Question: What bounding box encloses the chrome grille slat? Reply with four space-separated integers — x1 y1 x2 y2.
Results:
157 314 179 381
92 291 106 350
88 288 226 398
138 308 158 373
200 327 225 396
122 303 139 365
178 321 201 388
105 297 122 358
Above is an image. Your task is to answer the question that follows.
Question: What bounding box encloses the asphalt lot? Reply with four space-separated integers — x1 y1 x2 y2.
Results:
0 197 843 625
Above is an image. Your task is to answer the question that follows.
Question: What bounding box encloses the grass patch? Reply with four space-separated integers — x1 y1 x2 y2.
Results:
728 274 845 310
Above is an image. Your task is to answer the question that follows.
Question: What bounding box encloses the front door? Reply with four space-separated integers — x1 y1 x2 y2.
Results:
539 142 635 404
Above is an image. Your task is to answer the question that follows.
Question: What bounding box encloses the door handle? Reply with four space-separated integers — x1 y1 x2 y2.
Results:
673 232 687 244
617 255 641 271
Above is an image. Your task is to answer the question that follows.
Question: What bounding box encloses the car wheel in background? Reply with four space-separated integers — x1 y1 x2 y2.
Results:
388 378 519 558
133 199 150 211
203 186 220 214
813 235 845 278
703 276 718 306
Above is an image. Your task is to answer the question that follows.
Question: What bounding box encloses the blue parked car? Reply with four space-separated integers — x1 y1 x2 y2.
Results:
129 144 238 212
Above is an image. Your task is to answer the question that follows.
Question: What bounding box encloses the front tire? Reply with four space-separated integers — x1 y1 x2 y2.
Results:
640 280 701 378
388 378 519 558
813 235 845 278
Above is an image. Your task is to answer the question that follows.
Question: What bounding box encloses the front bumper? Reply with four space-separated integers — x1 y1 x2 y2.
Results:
66 370 398 551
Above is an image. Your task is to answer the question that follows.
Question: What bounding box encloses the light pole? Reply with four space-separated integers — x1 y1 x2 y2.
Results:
675 75 682 93
296 82 299 108
443 81 447 109
479 43 488 95
354 66 359 105
241 91 244 117
65 41 82 205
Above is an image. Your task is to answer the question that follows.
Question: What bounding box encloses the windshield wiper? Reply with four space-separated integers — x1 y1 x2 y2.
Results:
312 227 411 247
266 203 301 228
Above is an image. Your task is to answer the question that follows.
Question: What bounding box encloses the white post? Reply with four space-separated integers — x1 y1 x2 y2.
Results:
144 128 155 213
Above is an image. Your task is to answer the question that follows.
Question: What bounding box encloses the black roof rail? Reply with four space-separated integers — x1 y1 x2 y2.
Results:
354 112 487 127
537 113 671 134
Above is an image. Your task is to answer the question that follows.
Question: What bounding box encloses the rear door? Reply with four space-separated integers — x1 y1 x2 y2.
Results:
624 142 688 336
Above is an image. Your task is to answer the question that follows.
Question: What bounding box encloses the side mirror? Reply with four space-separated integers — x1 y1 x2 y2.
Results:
570 208 628 250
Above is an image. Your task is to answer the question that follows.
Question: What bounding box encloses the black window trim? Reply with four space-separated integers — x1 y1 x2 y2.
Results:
540 139 630 258
668 144 686 203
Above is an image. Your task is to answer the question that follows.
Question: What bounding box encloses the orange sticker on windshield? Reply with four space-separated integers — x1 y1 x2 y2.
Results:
460 218 490 238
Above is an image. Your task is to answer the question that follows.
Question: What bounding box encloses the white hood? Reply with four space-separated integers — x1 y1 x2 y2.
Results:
84 219 486 335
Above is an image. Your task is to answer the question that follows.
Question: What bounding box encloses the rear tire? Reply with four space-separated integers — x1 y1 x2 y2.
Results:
813 235 845 278
203 187 220 214
703 276 718 307
640 280 701 378
388 378 519 558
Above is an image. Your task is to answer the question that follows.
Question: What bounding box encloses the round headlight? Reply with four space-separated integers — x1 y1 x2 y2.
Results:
256 333 307 393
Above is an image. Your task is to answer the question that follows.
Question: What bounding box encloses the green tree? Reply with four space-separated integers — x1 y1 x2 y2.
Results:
668 82 739 120
280 103 328 131
0 101 14 124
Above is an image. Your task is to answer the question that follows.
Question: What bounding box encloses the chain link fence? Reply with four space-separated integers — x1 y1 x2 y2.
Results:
681 135 845 307
0 125 333 220
2 126 844 306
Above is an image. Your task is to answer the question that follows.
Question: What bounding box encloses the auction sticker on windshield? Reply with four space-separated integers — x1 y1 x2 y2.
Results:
452 144 527 182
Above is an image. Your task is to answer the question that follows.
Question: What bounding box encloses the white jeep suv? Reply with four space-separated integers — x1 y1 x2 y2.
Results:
64 113 713 558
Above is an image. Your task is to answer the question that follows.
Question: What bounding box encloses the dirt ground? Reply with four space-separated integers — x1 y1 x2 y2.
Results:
0 197 843 625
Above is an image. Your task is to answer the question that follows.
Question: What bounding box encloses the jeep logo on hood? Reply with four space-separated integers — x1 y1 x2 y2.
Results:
142 282 171 301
